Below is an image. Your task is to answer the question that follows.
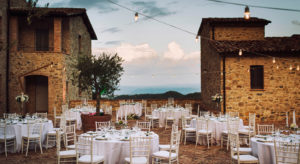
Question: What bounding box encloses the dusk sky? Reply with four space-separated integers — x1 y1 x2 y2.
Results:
41 0 299 89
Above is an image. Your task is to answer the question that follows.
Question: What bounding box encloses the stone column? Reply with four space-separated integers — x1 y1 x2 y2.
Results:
53 17 62 52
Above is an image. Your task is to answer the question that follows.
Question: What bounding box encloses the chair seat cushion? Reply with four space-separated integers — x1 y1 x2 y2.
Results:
197 130 212 134
232 155 258 162
150 116 159 120
59 150 76 157
185 128 196 132
0 134 16 140
66 144 75 149
47 131 57 135
166 117 175 120
233 147 252 153
22 134 40 138
222 130 228 134
124 157 148 164
184 117 191 120
78 155 104 163
159 144 176 150
153 151 177 159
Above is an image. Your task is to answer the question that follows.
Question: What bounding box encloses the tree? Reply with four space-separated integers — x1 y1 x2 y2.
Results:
74 53 124 115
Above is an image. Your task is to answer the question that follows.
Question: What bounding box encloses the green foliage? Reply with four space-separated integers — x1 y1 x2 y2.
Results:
25 0 50 25
74 53 124 114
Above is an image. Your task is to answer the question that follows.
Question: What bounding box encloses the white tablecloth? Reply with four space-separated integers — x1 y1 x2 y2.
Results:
251 136 299 164
2 120 53 152
152 107 189 127
79 130 159 164
190 118 244 145
117 103 143 119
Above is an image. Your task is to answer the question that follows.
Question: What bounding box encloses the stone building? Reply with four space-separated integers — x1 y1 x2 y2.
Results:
0 0 97 116
198 17 300 122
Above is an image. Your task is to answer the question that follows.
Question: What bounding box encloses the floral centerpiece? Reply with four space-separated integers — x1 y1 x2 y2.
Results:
127 114 139 120
15 93 29 114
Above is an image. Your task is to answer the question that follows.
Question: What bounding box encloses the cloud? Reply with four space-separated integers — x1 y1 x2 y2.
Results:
132 1 176 17
291 20 300 26
101 27 122 33
92 42 200 86
104 40 123 45
66 0 119 13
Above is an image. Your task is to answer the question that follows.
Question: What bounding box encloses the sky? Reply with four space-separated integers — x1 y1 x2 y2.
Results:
40 0 300 90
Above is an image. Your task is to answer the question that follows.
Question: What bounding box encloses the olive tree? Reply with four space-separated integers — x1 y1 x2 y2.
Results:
75 53 124 115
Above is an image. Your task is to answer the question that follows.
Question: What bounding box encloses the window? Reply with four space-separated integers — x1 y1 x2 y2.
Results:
35 29 49 51
250 65 264 89
78 35 82 53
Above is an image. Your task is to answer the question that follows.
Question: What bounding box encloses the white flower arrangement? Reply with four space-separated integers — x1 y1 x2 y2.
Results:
15 93 29 103
212 93 223 103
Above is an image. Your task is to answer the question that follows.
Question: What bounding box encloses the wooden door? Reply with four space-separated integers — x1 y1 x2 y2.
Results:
25 75 48 114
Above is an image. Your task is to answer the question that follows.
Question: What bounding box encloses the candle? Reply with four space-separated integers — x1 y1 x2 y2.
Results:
293 110 296 125
286 112 289 127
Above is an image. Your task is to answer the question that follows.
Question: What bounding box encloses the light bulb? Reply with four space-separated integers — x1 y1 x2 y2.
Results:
244 6 250 19
276 65 279 69
239 49 243 56
297 65 299 71
247 69 250 72
195 35 199 43
134 12 138 22
289 65 292 71
272 57 276 64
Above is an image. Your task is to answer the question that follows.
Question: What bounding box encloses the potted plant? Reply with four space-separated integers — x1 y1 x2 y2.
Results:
74 53 124 131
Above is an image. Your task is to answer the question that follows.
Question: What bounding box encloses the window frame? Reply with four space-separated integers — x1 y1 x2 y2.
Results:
250 65 264 90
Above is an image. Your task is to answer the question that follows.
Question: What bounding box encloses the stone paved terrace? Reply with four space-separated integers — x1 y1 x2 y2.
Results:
1 110 288 164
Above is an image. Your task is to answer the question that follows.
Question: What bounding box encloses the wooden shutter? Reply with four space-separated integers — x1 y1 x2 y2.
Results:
250 65 264 89
35 29 49 51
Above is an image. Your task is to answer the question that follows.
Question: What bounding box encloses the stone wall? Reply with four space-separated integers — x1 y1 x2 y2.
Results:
214 26 265 40
225 56 300 123
8 52 65 115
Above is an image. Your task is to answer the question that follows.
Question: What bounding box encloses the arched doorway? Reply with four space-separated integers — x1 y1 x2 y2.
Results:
25 75 48 114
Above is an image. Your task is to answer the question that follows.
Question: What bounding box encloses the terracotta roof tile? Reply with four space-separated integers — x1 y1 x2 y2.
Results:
209 35 300 55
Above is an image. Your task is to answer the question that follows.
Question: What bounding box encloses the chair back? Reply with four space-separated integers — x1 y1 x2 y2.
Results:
27 122 43 138
200 111 210 117
129 137 151 163
95 121 111 131
104 106 112 115
196 118 209 132
76 135 95 163
65 124 76 147
62 104 68 113
56 130 62 155
168 130 181 160
145 107 152 116
151 104 157 111
249 113 256 134
136 121 150 132
227 118 240 134
168 97 174 106
257 124 274 135
181 116 189 128
229 133 240 161
172 124 178 133
228 111 239 118
3 113 17 119
274 139 300 164
33 112 47 119
185 103 192 109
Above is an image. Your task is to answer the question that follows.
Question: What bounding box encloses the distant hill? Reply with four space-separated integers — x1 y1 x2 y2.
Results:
114 91 201 100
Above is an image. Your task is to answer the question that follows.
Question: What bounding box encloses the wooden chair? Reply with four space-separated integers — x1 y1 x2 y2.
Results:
33 112 48 119
46 114 66 149
228 111 239 118
165 110 175 130
124 137 151 164
144 107 152 121
229 133 258 164
181 117 196 145
95 121 111 131
152 130 181 164
221 118 240 150
257 124 274 135
65 124 76 150
239 113 256 146
56 130 76 163
167 97 174 106
54 106 62 128
191 105 199 118
21 122 43 156
136 121 151 132
195 118 212 148
159 125 178 151
274 139 300 164
0 122 16 157
76 135 105 163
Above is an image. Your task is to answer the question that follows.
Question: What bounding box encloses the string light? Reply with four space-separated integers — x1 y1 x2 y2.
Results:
244 6 250 19
134 12 138 22
297 65 300 71
272 57 276 64
276 65 279 69
239 49 243 56
289 65 293 71
247 69 250 72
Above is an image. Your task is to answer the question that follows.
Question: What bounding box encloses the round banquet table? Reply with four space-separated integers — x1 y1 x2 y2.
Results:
2 120 53 152
79 130 159 164
190 117 244 145
117 103 143 119
250 135 300 164
152 107 189 128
